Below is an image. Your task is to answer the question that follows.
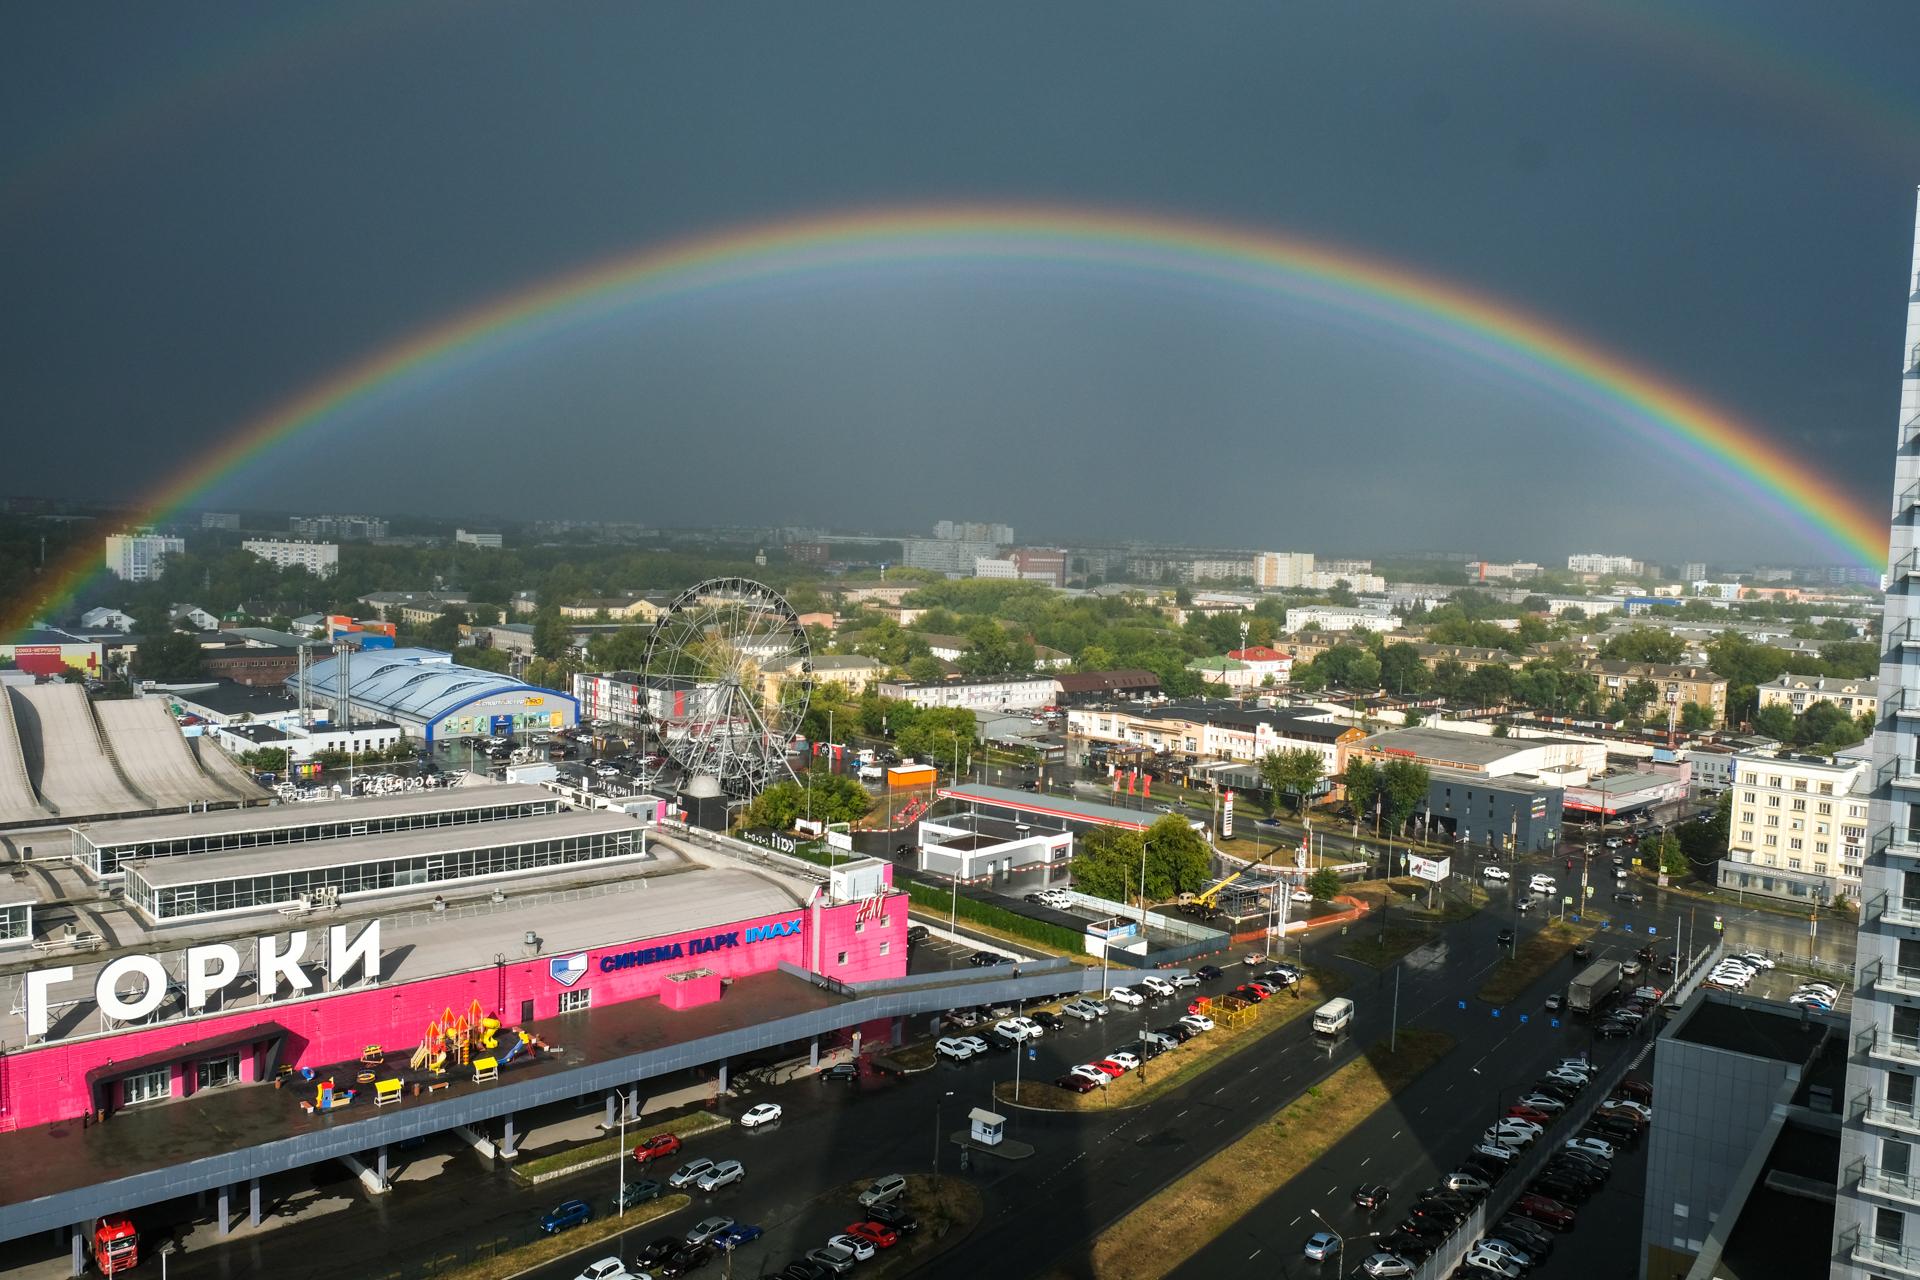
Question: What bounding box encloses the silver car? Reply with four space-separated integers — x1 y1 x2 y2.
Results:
693 1159 743 1191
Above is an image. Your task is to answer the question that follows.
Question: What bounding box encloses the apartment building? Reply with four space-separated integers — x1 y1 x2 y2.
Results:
103 532 184 582
1758 675 1880 720
1585 659 1728 725
1254 550 1315 588
1568 553 1645 575
1832 192 1920 1280
241 538 339 577
1716 750 1870 904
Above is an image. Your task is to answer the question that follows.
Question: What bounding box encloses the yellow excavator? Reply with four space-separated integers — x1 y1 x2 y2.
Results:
1180 845 1289 912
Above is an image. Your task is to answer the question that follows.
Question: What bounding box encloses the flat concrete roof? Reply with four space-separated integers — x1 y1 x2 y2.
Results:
0 880 38 908
75 783 560 846
1359 725 1593 767
125 810 646 888
936 783 1159 830
1670 996 1833 1065
13 858 799 1050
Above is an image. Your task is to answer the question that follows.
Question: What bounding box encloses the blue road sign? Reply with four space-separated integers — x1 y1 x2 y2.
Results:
1625 924 1635 932
1520 1014 1529 1024
1551 1018 1560 1028
1493 1008 1502 1018
1649 926 1658 935
1459 1000 1467 1010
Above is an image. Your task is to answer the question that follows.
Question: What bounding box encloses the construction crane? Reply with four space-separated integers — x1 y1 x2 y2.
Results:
1181 843 1291 911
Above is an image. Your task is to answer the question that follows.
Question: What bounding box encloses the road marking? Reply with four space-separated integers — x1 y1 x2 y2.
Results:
1249 1250 1261 1260
1392 1129 1401 1139
1361 1156 1370 1167
1328 1183 1338 1196
1291 1215 1302 1226
1176 1109 1188 1118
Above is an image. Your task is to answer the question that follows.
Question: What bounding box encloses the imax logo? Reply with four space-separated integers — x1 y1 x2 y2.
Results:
549 953 588 987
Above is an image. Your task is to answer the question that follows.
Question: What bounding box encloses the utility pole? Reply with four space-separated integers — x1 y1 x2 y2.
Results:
1390 964 1400 1053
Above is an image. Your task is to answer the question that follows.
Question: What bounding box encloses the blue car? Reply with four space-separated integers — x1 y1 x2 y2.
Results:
539 1199 592 1234
714 1223 763 1250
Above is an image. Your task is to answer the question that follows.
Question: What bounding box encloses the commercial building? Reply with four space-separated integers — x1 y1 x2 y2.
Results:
1052 669 1161 705
104 533 185 582
1254 551 1315 588
0 628 103 679
573 670 730 732
902 537 999 574
200 512 240 531
1226 645 1294 683
1066 700 1362 792
1465 560 1542 582
288 648 577 744
1349 724 1606 781
454 528 503 549
1833 194 1920 1280
872 674 1057 711
1009 547 1068 587
1568 553 1645 576
932 520 1014 544
206 718 406 768
1284 605 1398 634
762 654 888 701
1758 674 1880 720
1641 993 1844 1280
1716 750 1870 905
240 539 339 578
917 815 1072 882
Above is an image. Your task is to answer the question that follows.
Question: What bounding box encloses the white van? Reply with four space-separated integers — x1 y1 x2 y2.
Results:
1311 997 1355 1036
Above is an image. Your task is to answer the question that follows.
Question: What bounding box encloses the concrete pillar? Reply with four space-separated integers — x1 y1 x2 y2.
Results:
69 1225 84 1278
892 1016 905 1047
624 1087 639 1123
717 1061 728 1094
377 1145 389 1187
249 1178 261 1228
339 1151 388 1194
217 1185 231 1237
603 1093 617 1130
809 1037 820 1068
453 1124 498 1161
500 1114 518 1159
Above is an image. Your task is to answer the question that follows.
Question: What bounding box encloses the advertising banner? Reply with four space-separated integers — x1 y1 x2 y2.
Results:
1221 789 1234 839
1407 854 1451 883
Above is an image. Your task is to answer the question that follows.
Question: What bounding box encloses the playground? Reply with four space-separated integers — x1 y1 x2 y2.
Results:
283 1000 563 1118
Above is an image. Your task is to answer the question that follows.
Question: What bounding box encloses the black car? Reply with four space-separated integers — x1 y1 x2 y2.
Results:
1376 1232 1436 1261
1594 1018 1635 1039
1552 1150 1610 1178
1533 1080 1581 1102
1586 1115 1642 1145
639 1235 684 1264
906 925 930 945
1530 1173 1591 1205
1492 1218 1555 1260
1571 943 1592 961
1352 1183 1391 1211
864 1201 919 1232
1543 1162 1605 1194
1032 1010 1065 1031
660 1244 714 1278
614 1179 665 1212
1409 1202 1467 1229
1024 893 1046 904
779 1263 834 1280
1416 1189 1473 1214
968 951 1005 967
1460 1155 1509 1184
981 1030 1018 1052
1496 928 1515 947
1161 1021 1200 1043
1195 964 1224 981
1396 1214 1452 1241
819 1063 860 1085
1635 946 1656 964
1613 892 1645 905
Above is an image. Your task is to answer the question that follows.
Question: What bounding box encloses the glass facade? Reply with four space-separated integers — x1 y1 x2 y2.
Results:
79 794 560 877
122 827 640 922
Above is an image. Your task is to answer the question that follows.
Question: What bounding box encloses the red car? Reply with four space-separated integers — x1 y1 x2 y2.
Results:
1235 984 1268 1002
1613 1077 1654 1104
1088 1060 1125 1078
631 1133 682 1165
1506 1105 1554 1126
845 1221 899 1249
1054 1073 1099 1093
1514 1193 1576 1231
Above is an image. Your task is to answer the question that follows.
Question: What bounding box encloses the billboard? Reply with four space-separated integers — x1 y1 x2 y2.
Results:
1407 854 1451 883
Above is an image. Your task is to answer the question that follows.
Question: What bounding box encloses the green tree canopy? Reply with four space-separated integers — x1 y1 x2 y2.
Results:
132 632 204 681
1260 747 1325 815
1307 867 1343 900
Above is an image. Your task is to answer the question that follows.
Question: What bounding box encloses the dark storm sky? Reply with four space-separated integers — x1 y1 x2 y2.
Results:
3 1 1918 564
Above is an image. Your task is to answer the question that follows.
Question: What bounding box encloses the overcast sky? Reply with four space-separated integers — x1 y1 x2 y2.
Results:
4 1 1918 564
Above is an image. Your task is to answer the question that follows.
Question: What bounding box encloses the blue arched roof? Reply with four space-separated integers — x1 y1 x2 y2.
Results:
290 648 576 724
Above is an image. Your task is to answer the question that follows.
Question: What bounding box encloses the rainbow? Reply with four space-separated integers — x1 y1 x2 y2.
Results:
8 204 1885 636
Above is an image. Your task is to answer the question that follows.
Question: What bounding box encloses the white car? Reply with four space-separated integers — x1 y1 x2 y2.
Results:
1516 1093 1567 1114
1483 1125 1533 1150
1736 952 1776 969
827 1233 876 1262
1170 973 1201 989
1599 1098 1654 1122
1290 888 1314 904
1565 1136 1616 1161
1529 875 1557 894
1470 1141 1517 1164
1483 865 1511 881
1139 976 1174 997
995 1019 1038 1042
1104 1051 1141 1072
1179 1013 1215 1033
1107 987 1144 1007
936 1037 977 1061
1067 1065 1107 1086
740 1103 782 1128
1551 1058 1594 1076
1444 1171 1492 1195
1473 1238 1533 1269
1061 1000 1101 1021
575 1260 634 1280
1543 1069 1589 1089
1461 1250 1523 1279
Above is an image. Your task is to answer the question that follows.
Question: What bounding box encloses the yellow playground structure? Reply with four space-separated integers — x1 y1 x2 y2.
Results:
407 999 555 1076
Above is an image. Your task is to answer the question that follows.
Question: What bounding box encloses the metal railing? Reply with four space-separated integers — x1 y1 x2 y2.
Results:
1869 959 1920 998
1847 1229 1920 1277
1858 1162 1920 1208
1858 1025 1920 1067
1879 757 1920 792
1876 890 1920 929
1856 1091 1920 1137
1873 824 1920 860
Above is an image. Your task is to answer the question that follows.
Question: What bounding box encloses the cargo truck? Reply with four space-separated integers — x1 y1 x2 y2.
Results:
1568 959 1622 1015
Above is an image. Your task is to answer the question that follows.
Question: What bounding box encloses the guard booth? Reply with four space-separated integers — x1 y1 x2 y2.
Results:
968 1107 1005 1147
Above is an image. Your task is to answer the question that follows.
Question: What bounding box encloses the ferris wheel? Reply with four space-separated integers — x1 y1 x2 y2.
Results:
641 577 810 796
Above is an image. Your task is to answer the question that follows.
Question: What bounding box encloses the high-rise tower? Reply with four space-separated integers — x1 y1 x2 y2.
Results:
1834 189 1920 1279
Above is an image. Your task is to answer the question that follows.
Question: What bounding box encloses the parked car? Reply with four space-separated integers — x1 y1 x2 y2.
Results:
1443 1172 1491 1197
1195 964 1225 981
826 1234 876 1263
844 1220 899 1249
1108 986 1144 1007
575 1259 632 1280
1530 1172 1591 1204
1361 1254 1416 1278
715 1223 764 1250
863 1201 918 1232
936 1037 977 1061
995 1018 1040 1041
633 1134 683 1165
637 1236 683 1265
968 951 1005 967
540 1200 593 1234
1376 1232 1435 1262
819 1062 860 1085
1613 1077 1654 1104
614 1179 665 1212
858 1174 907 1207
686 1216 737 1246
806 1243 858 1275
741 1103 783 1128
1161 1020 1200 1043
1491 1218 1555 1260
1460 1249 1524 1279
1086 1059 1125 1078
1031 1010 1066 1030
1170 973 1201 989
1104 1050 1141 1072
1179 1013 1215 1033
1516 1092 1566 1114
1139 975 1174 997
1055 1072 1099 1093
694 1160 744 1191
1513 1193 1576 1231
1061 1000 1101 1021
1565 1136 1616 1162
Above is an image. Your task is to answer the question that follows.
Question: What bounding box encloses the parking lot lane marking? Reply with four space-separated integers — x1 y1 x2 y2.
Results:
1291 1216 1302 1227
1361 1155 1370 1166
1249 1249 1261 1260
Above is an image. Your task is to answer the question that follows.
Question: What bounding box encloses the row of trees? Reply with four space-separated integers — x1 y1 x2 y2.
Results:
1067 816 1214 903
740 768 873 830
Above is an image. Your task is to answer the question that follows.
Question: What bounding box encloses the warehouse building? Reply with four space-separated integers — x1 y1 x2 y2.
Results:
288 647 577 744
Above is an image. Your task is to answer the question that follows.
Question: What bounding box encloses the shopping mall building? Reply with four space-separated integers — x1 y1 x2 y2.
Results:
0 781 1102 1267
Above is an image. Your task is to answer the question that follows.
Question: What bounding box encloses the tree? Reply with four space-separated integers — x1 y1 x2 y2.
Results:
469 604 501 626
1379 643 1432 697
1076 643 1118 672
905 655 946 685
1260 747 1325 815
1307 867 1343 901
1379 759 1431 836
1599 629 1687 664
461 646 511 673
1645 833 1688 877
132 632 204 681
1751 704 1796 741
1070 816 1212 903
422 606 467 651
1679 701 1715 732
1343 758 1380 821
531 606 571 660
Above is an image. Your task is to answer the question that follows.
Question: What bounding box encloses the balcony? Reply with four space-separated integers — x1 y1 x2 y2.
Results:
1860 1025 1920 1067
1881 758 1920 793
1860 1164 1920 1208
1853 1234 1920 1278
1863 1097 1920 1138
1895 688 1920 718
1876 825 1920 861
1878 891 1920 930
1872 961 1920 999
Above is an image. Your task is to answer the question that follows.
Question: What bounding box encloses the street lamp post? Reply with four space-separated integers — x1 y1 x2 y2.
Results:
933 1090 954 1175
1308 1209 1345 1272
616 1090 627 1217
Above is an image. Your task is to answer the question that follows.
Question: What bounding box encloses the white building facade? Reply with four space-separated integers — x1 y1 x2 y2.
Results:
1567 553 1645 576
241 539 339 577
104 533 185 582
1285 606 1398 634
1254 551 1315 588
1716 751 1869 905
